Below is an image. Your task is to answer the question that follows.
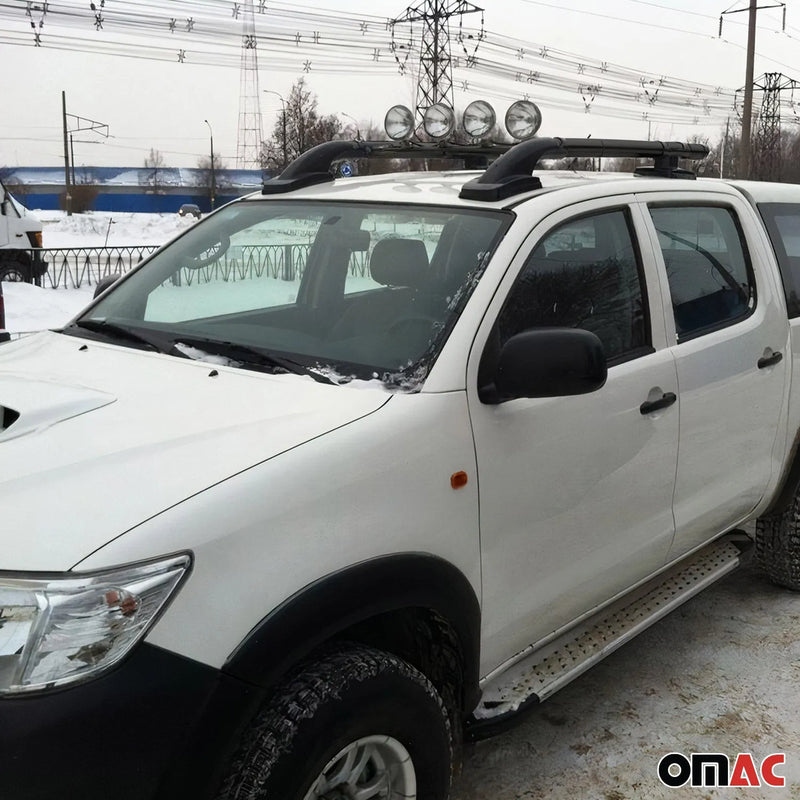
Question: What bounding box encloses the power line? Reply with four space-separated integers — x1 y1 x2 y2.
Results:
516 0 723 38
4 0 799 148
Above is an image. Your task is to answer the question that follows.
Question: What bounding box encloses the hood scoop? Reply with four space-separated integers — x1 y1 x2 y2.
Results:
2 405 20 432
0 375 116 442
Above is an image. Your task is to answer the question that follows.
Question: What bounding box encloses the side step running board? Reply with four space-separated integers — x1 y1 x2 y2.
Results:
469 533 751 738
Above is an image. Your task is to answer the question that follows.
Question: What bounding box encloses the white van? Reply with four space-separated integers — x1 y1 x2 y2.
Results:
0 180 47 283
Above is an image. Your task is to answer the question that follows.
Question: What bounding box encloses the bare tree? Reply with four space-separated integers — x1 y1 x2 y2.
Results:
261 78 343 169
195 153 228 207
143 148 166 193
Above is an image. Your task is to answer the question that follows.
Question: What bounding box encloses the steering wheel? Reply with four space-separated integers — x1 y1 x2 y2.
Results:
186 233 231 269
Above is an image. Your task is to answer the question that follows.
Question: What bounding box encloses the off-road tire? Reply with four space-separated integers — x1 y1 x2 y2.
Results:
755 494 800 590
217 644 453 800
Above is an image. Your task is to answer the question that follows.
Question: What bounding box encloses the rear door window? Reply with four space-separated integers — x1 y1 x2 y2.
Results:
757 202 800 317
649 205 755 340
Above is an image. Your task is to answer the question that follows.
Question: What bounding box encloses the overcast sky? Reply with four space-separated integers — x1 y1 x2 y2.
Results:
2 0 799 169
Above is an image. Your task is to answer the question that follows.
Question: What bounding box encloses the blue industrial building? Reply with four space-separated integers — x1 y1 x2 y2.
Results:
4 166 268 213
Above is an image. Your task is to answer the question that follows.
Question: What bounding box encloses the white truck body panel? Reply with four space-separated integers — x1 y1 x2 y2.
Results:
0 331 391 571
76 390 483 668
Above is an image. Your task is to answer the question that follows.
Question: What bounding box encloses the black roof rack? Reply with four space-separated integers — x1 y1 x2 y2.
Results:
261 136 710 202
261 140 510 195
459 137 710 201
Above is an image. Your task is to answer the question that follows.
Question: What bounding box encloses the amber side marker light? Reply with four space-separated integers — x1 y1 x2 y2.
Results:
450 471 469 490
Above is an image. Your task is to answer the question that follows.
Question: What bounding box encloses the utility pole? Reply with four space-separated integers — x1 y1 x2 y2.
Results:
61 91 72 217
721 116 730 178
391 1 484 129
69 135 76 187
204 119 216 210
745 72 800 181
61 92 109 215
264 90 288 169
720 1 786 178
742 0 758 177
236 0 264 169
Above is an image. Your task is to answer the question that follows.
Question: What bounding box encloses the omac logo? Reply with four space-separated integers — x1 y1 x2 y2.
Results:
658 752 786 788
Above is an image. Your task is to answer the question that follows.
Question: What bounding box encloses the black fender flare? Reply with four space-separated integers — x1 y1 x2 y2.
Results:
223 553 482 712
762 427 800 516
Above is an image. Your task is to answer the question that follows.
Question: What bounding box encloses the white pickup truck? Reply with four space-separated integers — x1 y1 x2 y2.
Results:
1 126 800 800
0 179 47 283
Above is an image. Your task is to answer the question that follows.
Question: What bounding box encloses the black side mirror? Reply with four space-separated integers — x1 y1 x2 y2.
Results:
481 327 607 404
93 273 121 299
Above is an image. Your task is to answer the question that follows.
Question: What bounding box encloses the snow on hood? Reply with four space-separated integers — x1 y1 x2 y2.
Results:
0 332 390 571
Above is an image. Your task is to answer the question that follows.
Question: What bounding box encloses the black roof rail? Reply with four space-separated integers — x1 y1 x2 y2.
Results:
459 137 710 202
262 140 511 194
261 136 710 201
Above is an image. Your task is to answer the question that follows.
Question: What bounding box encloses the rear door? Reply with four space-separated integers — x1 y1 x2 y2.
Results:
640 192 790 559
468 196 680 672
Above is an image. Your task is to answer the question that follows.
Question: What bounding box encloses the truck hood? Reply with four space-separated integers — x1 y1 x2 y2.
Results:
0 332 390 571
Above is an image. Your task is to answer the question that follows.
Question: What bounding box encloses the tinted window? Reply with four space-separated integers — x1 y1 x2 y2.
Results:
649 205 754 339
497 209 649 362
757 202 800 317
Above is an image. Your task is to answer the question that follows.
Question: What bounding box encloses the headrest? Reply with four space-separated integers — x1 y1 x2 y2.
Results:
370 239 429 288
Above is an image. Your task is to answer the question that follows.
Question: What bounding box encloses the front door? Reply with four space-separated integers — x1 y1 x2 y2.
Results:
468 199 680 673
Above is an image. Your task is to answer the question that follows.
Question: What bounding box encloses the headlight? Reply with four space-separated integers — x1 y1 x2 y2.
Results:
463 100 496 139
384 104 416 141
423 103 455 140
0 554 190 695
505 100 543 141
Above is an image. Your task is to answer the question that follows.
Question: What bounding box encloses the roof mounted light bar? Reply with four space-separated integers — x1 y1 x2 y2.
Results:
459 137 710 201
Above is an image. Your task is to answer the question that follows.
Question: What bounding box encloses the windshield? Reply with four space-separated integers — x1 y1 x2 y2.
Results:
73 200 510 388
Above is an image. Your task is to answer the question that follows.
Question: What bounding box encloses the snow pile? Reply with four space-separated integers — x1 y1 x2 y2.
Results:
3 282 94 334
39 211 195 248
173 342 242 368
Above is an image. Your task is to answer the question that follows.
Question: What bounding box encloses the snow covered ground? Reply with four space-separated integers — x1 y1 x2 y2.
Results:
37 208 195 248
452 555 800 800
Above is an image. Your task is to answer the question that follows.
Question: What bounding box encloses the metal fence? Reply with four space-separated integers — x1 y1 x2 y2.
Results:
33 246 160 289
27 244 370 289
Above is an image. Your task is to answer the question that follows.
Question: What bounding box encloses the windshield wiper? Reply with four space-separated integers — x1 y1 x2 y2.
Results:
171 335 336 384
68 319 171 353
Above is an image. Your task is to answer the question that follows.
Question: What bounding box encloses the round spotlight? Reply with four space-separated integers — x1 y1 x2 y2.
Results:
423 103 455 140
505 100 543 141
384 105 415 141
463 100 496 139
